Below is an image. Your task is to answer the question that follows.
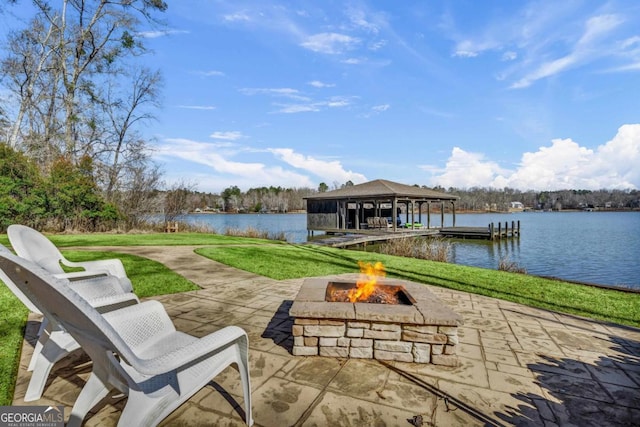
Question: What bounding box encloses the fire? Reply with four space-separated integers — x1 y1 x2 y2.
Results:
348 261 386 302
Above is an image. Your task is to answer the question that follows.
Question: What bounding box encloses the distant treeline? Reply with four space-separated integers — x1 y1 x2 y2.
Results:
184 184 640 214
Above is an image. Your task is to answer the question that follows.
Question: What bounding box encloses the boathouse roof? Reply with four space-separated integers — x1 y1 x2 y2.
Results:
304 179 459 201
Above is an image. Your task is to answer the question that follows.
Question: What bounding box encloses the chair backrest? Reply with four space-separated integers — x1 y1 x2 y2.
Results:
0 250 137 384
0 243 41 313
7 224 66 274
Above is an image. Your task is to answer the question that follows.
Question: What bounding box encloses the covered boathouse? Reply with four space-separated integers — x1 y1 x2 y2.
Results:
304 179 459 234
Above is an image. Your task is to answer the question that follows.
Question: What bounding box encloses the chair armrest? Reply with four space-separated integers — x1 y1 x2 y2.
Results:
89 293 140 313
55 270 133 293
62 258 127 279
131 326 248 376
54 271 108 281
103 301 248 375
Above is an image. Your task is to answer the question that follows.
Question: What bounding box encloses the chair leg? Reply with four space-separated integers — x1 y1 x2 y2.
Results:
24 330 78 401
67 372 111 427
237 339 253 426
118 388 178 427
24 353 55 402
27 319 50 372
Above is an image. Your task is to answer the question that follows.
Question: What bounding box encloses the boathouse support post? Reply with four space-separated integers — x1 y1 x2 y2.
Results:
440 202 445 229
392 198 398 232
411 201 415 229
452 201 456 227
404 201 409 227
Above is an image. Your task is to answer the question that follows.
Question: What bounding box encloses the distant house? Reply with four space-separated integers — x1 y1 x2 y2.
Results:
509 201 524 212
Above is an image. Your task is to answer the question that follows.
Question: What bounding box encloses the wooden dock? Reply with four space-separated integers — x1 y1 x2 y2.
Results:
440 221 520 241
309 221 520 248
309 229 439 248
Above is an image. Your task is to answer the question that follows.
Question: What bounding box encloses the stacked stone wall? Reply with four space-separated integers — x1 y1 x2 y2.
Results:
292 318 458 366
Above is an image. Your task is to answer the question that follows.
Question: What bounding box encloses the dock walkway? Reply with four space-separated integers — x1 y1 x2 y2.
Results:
310 221 520 248
309 229 439 248
440 222 520 240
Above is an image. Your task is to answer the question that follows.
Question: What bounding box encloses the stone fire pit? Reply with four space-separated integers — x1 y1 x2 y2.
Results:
290 275 463 365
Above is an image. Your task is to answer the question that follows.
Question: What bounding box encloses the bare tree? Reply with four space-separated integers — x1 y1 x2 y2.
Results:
113 157 163 230
94 67 162 201
163 181 195 223
2 0 167 162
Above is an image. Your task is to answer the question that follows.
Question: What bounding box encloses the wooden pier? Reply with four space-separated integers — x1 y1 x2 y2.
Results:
309 221 520 248
439 221 520 241
309 229 439 248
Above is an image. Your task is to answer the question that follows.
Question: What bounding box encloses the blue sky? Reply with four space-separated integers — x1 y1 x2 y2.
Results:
4 0 640 193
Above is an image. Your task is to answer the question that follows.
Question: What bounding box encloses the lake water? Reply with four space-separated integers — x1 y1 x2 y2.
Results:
180 211 640 289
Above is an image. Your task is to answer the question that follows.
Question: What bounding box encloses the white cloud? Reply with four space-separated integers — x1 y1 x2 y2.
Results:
300 33 360 54
210 131 245 141
271 96 353 114
510 14 624 88
240 87 310 101
156 139 315 191
269 148 367 184
422 147 509 189
369 40 387 51
272 103 320 114
137 29 189 38
422 124 640 190
605 36 640 72
502 51 517 61
309 80 336 88
344 6 381 34
195 70 225 77
223 12 251 22
359 103 390 118
453 48 479 58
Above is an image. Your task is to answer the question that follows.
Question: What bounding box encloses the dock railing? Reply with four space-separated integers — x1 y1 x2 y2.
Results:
488 220 520 240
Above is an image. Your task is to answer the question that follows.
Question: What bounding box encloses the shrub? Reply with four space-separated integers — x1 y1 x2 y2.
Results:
223 226 286 241
498 256 527 274
380 236 452 262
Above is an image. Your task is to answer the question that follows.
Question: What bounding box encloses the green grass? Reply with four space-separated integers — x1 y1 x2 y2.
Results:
0 287 28 407
0 232 282 248
195 244 640 328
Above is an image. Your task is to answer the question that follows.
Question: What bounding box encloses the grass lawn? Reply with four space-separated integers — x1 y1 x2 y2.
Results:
11 232 283 247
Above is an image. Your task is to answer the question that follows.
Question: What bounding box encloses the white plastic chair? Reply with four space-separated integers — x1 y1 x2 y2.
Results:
0 250 253 427
0 243 139 401
7 224 133 293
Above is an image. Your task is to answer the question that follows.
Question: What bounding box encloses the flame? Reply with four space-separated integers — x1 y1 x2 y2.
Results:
348 261 386 302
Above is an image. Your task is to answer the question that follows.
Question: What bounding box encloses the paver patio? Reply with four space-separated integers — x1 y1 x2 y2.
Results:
11 246 640 426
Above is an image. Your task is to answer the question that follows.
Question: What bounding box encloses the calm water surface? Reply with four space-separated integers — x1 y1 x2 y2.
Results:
180 211 640 289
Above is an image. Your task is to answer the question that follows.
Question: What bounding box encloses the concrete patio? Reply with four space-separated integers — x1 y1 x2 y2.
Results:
12 246 640 426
